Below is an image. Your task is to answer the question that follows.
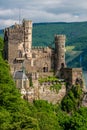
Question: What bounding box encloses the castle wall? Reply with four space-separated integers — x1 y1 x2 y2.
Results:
21 79 66 104
31 47 52 72
72 68 83 85
38 82 66 104
60 68 83 86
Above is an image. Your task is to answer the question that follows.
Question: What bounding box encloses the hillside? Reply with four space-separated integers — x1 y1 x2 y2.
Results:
1 21 87 69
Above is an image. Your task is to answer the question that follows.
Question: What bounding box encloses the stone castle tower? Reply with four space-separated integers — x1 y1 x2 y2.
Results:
4 19 66 76
55 35 66 75
4 20 33 73
23 20 32 58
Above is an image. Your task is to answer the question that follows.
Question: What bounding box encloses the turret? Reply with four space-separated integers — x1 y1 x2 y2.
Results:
54 35 66 75
23 19 32 58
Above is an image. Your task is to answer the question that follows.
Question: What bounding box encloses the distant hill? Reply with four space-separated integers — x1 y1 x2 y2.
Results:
0 21 87 70
0 29 3 37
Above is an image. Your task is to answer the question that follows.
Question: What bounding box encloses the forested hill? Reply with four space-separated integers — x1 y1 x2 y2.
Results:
1 21 87 69
32 21 87 47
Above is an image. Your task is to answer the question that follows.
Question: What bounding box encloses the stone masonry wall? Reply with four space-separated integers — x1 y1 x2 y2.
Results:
38 82 66 104
23 80 66 104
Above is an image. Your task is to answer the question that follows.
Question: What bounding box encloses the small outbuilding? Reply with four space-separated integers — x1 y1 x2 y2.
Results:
13 70 29 95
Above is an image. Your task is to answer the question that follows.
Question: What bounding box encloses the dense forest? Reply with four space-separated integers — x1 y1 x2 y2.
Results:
1 36 87 130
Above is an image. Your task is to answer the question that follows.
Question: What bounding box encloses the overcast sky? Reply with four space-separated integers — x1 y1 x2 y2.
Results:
0 0 87 29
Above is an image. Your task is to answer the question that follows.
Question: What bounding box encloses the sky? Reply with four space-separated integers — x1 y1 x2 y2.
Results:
0 0 87 29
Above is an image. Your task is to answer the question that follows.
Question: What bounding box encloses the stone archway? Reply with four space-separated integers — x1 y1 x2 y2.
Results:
43 63 48 72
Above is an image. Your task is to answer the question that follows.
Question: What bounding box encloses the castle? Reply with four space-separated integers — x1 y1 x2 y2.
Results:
4 19 83 103
4 19 65 75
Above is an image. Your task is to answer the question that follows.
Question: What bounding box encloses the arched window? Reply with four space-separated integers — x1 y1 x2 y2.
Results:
43 63 48 72
61 63 64 68
19 51 22 58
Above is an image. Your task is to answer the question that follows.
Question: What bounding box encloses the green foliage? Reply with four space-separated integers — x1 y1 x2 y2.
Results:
33 100 62 130
0 108 12 130
61 85 83 113
0 37 4 50
63 107 87 130
32 100 87 130
56 107 71 130
33 100 54 112
50 83 61 93
39 76 58 84
0 37 4 56
39 76 62 93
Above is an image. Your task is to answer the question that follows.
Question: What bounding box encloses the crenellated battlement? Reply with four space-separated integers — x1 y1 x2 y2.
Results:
55 34 66 39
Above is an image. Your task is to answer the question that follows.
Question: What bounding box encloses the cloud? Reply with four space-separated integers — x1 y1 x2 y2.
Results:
0 0 87 29
0 9 13 16
0 19 18 29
